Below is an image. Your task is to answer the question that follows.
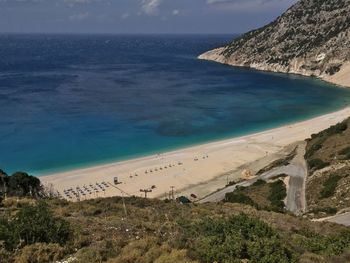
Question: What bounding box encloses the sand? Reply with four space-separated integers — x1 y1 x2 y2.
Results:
325 62 350 88
41 107 350 201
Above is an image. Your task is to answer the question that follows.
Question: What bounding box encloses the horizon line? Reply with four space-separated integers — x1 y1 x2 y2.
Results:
0 32 241 36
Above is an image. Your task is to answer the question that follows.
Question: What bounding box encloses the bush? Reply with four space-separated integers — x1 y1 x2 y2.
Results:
0 245 12 263
306 121 348 159
75 247 103 263
340 152 350 160
154 249 196 263
268 180 287 211
224 192 257 207
338 147 350 160
108 237 171 263
6 172 42 197
326 64 342 75
0 202 71 250
0 216 17 251
321 122 347 137
338 147 350 156
306 142 323 158
296 231 350 257
14 243 66 263
320 175 342 199
253 179 267 186
247 237 295 263
309 207 337 215
180 214 297 263
308 159 330 171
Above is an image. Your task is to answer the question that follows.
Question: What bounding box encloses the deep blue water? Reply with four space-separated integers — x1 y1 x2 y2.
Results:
1 34 350 175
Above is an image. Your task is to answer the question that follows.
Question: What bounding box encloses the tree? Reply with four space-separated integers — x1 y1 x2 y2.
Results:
0 202 71 250
7 172 42 197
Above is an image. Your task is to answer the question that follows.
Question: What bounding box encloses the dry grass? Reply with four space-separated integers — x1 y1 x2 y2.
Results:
1 194 350 262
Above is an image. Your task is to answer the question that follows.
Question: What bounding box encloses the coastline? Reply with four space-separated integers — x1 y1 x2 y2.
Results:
198 48 350 89
41 106 350 201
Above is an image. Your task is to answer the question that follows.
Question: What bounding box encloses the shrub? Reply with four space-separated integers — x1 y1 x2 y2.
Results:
75 247 103 263
320 175 342 199
326 64 342 75
6 172 42 197
296 231 350 257
338 147 350 160
224 192 257 207
306 142 323 158
180 214 297 263
0 245 12 263
340 152 350 160
308 159 330 171
253 179 267 186
268 180 287 211
338 147 350 156
322 122 347 137
154 249 196 263
2 197 36 208
306 121 348 159
309 207 337 215
247 237 295 263
108 237 167 263
14 243 66 263
0 202 71 250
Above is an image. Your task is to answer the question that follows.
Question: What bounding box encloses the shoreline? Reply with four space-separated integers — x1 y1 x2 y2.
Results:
34 102 345 177
198 48 350 89
41 106 350 201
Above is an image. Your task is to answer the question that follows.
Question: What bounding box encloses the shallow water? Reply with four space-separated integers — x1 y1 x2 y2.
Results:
1 34 350 175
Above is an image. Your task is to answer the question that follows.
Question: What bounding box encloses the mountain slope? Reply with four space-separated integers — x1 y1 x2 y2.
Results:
2 196 350 263
199 0 350 87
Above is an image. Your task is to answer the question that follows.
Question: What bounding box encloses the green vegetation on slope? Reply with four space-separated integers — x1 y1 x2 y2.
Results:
305 121 348 172
0 202 71 251
179 214 296 263
1 196 350 262
224 190 257 207
320 175 342 199
224 178 287 212
305 118 350 218
268 180 287 210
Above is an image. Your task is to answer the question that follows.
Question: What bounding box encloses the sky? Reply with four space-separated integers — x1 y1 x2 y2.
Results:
0 0 298 34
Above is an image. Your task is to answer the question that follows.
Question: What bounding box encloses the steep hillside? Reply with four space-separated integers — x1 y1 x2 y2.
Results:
199 0 350 87
2 197 350 263
221 118 350 219
305 118 350 218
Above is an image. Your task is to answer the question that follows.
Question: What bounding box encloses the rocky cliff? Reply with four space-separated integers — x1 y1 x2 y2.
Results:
199 0 350 87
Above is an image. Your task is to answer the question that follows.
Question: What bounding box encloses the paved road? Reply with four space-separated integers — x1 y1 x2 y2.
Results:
314 212 350 226
198 142 308 215
198 178 258 203
259 142 307 215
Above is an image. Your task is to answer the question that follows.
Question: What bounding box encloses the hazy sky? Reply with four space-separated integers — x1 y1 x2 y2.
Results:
0 0 297 34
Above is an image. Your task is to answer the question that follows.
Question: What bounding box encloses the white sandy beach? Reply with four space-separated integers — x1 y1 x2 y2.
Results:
41 107 350 201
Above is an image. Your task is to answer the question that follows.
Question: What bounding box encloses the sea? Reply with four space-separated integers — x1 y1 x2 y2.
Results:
1 34 350 175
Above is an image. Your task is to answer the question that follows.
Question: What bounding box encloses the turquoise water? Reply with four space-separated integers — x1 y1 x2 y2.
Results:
1 34 350 176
